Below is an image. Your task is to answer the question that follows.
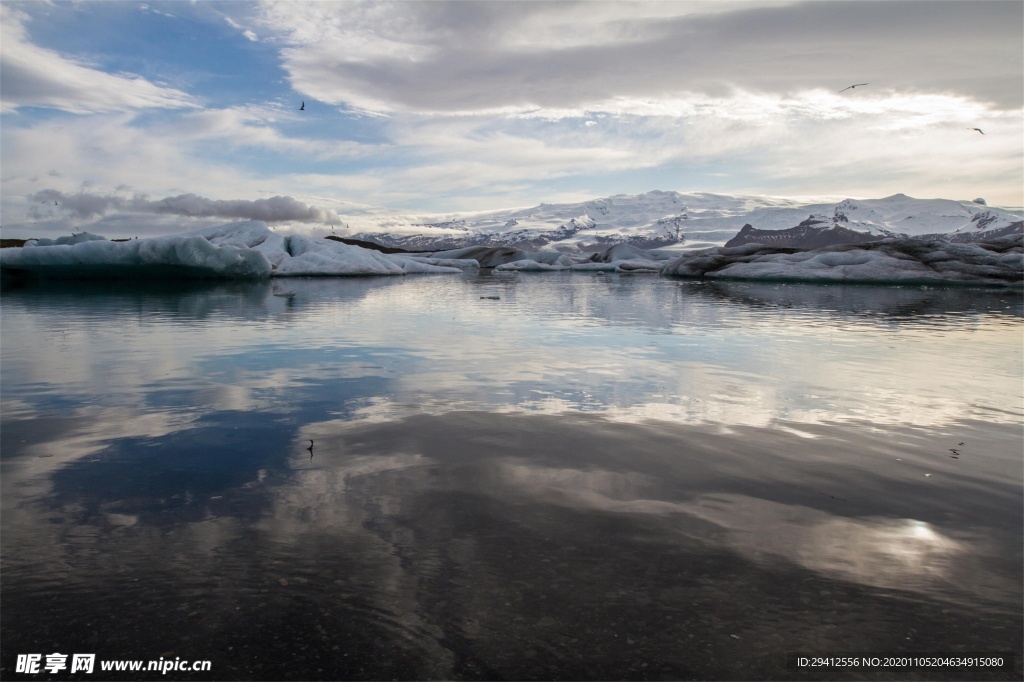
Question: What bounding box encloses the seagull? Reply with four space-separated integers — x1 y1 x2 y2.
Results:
306 439 314 460
839 83 868 92
299 101 305 111
969 128 984 135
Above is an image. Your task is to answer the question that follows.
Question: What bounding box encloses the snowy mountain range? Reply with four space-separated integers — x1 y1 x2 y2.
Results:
352 191 1023 252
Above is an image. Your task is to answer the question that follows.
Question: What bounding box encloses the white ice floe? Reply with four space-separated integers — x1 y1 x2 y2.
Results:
660 235 1023 286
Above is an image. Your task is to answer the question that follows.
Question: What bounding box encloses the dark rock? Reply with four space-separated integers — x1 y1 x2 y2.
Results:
724 221 883 249
323 235 432 254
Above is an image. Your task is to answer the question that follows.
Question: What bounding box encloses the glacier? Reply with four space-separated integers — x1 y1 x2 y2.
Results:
2 219 1021 287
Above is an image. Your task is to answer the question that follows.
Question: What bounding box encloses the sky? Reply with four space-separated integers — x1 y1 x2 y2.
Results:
1 0 1022 239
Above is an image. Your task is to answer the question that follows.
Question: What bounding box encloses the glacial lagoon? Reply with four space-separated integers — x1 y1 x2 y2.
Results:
1 272 1021 680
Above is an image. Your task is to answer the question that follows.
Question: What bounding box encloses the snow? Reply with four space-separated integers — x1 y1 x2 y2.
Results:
660 235 1023 286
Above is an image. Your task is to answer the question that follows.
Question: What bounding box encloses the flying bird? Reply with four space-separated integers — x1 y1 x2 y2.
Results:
839 83 868 92
299 101 305 111
969 128 984 135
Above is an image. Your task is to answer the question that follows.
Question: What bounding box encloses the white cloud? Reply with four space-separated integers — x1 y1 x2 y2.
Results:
156 105 388 160
2 0 1020 228
0 5 197 114
256 0 1023 116
224 14 259 41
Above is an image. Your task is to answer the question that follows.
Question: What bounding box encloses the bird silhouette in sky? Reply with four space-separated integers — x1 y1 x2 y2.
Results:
839 83 868 92
299 101 305 111
969 128 984 135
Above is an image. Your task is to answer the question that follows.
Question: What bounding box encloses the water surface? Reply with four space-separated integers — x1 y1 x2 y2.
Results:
2 274 1021 680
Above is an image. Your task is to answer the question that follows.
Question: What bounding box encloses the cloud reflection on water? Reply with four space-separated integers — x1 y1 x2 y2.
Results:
2 276 1021 434
1 275 1021 678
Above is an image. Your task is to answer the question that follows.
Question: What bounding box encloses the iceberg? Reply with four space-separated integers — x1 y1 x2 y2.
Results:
495 260 570 271
569 242 677 273
4 233 272 279
0 222 472 280
3 220 1020 286
660 235 1023 286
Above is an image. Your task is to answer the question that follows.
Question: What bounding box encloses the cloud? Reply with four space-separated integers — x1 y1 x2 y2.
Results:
2 0 1020 227
28 189 342 224
258 0 1023 116
0 5 197 114
342 86 1022 204
157 106 385 160
224 14 259 41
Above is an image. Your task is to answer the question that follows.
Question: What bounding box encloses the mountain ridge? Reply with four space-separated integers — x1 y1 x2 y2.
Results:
351 190 1023 252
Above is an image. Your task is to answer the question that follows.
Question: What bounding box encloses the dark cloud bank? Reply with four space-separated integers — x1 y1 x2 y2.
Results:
29 190 340 224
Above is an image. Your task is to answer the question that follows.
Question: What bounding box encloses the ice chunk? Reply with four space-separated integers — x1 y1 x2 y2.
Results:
589 243 677 263
179 221 291 268
661 235 1023 286
389 256 479 273
2 222 476 280
268 235 405 276
430 246 572 268
495 259 570 271
2 233 272 279
569 262 621 272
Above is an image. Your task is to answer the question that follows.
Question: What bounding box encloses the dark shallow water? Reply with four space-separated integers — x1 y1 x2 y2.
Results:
1 274 1021 680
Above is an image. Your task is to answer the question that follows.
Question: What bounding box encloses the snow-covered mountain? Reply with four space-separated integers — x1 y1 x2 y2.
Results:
351 191 1023 252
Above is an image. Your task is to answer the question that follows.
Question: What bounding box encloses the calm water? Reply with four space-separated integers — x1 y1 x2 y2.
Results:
1 273 1022 681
